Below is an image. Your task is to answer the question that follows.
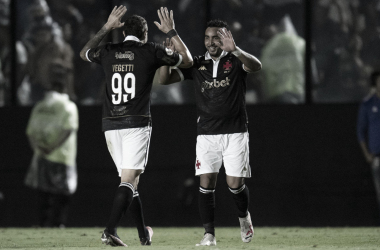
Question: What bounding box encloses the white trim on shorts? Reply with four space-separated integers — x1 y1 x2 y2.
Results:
104 126 152 177
195 132 251 178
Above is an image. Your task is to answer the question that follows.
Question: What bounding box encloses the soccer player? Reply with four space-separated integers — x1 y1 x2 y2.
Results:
357 71 380 222
79 5 193 246
158 20 262 246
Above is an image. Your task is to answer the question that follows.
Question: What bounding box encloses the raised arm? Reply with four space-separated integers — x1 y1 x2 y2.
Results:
217 28 262 72
154 7 193 68
79 5 127 61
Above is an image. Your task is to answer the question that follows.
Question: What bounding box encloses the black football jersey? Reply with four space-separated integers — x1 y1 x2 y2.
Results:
87 38 181 131
178 51 248 135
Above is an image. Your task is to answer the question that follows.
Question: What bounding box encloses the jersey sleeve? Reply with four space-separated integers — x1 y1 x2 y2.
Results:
153 43 182 68
85 43 109 64
233 54 249 74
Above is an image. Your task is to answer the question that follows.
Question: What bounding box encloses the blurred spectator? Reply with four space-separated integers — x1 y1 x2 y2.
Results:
260 15 305 103
24 71 78 227
46 0 83 44
359 0 380 71
357 71 380 222
313 0 380 103
337 34 371 100
17 0 74 105
0 0 10 106
45 0 100 104
16 0 112 105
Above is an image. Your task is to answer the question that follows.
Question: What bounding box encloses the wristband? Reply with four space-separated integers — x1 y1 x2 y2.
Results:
232 46 242 57
166 29 178 39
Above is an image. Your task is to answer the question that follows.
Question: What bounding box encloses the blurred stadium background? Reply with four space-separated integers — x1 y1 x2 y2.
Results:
1 0 380 227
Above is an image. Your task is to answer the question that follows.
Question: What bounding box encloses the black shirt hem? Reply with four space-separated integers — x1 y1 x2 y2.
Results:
102 116 151 131
197 126 247 135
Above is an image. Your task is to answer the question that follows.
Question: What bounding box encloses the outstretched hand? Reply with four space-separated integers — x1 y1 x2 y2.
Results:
105 5 127 30
216 28 237 52
154 7 175 33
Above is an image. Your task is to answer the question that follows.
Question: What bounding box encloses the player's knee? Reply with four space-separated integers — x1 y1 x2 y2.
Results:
120 169 142 183
226 176 244 189
200 173 218 189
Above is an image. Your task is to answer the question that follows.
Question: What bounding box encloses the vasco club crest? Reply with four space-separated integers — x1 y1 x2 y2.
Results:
223 60 232 73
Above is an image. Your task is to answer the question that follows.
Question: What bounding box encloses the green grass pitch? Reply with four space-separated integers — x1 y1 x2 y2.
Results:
0 227 379 249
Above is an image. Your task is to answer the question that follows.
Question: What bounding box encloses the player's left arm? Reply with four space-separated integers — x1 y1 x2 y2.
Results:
216 28 262 73
154 7 193 68
79 5 127 62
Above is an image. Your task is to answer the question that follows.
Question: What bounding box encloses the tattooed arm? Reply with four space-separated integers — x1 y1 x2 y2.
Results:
79 5 127 62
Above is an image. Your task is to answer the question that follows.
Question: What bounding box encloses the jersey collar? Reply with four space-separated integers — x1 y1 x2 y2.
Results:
123 35 141 43
205 50 229 61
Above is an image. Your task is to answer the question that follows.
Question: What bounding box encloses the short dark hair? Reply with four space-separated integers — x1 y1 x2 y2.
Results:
371 71 380 86
207 19 229 30
123 15 147 40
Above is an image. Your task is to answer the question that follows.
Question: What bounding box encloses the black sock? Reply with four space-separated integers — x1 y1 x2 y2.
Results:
106 182 134 236
229 184 249 218
37 191 49 227
50 193 70 227
199 186 215 236
129 190 149 239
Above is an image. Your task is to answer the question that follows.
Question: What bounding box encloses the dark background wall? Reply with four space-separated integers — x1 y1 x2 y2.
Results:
0 104 379 227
